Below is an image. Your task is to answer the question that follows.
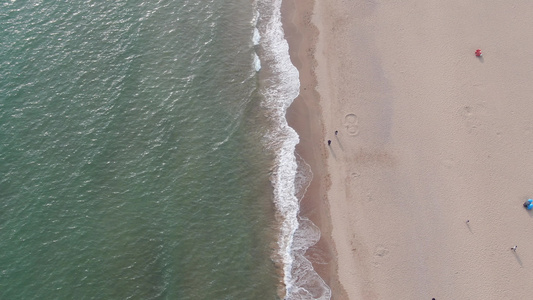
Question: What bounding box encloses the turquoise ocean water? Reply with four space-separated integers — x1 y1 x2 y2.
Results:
0 1 329 299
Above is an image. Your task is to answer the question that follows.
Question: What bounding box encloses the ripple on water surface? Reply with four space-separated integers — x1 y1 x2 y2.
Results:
0 0 279 299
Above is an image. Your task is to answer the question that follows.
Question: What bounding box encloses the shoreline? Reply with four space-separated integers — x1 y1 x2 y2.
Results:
281 0 347 298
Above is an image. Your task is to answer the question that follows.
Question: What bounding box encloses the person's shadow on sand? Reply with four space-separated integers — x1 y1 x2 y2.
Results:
328 145 336 159
334 135 343 151
513 251 523 267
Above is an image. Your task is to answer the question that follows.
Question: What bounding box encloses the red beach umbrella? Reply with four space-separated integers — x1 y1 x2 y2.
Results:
475 49 482 57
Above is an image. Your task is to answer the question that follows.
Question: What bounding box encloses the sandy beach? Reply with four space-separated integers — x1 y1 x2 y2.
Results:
286 0 533 299
283 0 346 297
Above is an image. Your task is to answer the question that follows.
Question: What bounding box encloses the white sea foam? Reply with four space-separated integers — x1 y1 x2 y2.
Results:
253 27 261 46
253 53 261 71
252 7 261 71
255 0 331 298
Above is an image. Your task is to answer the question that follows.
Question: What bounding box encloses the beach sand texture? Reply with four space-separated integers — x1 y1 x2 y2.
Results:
288 0 533 299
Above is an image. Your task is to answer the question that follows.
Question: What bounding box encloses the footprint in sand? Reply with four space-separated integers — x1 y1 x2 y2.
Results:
366 193 373 203
374 245 389 258
461 104 488 133
344 113 360 136
463 106 473 117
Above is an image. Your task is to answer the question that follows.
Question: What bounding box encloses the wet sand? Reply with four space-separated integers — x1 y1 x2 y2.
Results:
283 0 346 297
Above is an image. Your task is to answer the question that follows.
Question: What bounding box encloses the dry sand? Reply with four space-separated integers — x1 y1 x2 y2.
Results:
287 0 533 299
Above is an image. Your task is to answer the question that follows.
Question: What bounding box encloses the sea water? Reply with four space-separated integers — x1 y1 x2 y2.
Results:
0 0 329 299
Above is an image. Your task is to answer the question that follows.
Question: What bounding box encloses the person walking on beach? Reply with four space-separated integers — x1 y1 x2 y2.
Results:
335 130 338 135
512 245 517 251
327 140 331 146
